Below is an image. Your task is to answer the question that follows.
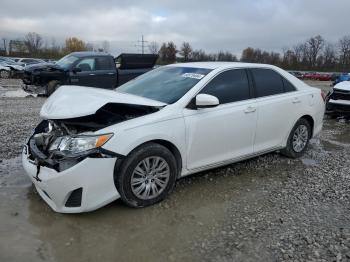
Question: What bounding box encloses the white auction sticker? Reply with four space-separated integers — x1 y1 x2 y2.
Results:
181 73 205 79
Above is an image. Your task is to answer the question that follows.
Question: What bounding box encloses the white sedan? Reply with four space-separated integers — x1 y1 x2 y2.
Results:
22 62 325 213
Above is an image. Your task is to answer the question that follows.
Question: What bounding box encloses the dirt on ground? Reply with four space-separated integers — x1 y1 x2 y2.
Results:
0 80 349 262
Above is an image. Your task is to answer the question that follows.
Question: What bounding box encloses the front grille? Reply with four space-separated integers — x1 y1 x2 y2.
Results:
330 89 350 100
65 188 83 207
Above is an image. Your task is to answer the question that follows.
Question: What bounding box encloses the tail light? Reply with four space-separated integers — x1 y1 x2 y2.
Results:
321 91 327 102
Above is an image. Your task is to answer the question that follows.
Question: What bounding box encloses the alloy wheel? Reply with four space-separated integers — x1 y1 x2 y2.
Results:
131 156 170 200
292 124 309 152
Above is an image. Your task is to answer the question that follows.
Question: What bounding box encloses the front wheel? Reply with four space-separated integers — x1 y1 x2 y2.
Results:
46 80 60 96
281 118 312 158
116 143 177 208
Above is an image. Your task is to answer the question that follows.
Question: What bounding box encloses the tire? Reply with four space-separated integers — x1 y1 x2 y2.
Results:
281 118 312 158
116 143 177 208
46 80 60 96
0 70 10 79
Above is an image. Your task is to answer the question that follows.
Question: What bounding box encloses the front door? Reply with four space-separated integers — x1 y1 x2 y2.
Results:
183 69 257 171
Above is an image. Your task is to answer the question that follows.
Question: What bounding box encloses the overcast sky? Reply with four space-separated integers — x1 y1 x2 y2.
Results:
1 0 349 56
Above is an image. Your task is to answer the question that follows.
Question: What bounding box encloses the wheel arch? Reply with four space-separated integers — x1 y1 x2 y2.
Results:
299 114 314 138
282 114 315 148
114 139 183 181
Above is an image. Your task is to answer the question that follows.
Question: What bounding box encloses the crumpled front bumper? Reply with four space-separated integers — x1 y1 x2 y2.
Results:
22 146 120 213
326 99 350 115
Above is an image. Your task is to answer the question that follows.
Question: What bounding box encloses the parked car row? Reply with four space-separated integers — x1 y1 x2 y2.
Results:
0 56 53 79
288 71 337 81
0 57 25 78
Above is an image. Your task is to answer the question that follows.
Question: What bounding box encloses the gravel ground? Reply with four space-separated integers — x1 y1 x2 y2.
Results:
0 97 45 159
196 119 350 261
0 79 349 261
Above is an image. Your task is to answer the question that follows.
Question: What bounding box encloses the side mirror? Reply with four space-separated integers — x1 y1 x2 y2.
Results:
195 94 219 109
72 67 82 73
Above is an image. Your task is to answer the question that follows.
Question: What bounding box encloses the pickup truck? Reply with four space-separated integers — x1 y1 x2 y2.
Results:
22 52 158 96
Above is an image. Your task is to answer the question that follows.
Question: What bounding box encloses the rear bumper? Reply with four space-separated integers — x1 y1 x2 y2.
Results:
22 146 120 213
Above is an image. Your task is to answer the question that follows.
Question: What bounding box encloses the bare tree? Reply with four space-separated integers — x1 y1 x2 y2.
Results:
158 42 177 64
24 32 43 54
306 35 325 68
323 43 337 70
179 42 193 61
148 41 159 54
338 36 350 69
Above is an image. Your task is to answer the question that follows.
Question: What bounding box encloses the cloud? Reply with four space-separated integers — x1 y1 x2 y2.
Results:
1 0 350 56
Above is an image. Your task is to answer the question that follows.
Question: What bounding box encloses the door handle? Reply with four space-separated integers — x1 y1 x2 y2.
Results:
244 106 256 113
108 72 116 75
89 73 96 76
292 97 301 104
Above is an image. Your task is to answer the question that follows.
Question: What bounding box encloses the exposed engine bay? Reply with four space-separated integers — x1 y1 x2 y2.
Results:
26 103 161 172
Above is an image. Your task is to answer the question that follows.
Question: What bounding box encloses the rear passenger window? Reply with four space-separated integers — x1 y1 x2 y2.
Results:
95 57 113 70
282 78 296 92
200 69 250 104
251 68 284 97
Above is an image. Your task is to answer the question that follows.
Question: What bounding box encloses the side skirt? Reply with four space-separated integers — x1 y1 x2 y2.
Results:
180 146 283 178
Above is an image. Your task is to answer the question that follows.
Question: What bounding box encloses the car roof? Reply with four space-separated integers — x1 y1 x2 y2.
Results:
70 51 111 57
169 61 280 70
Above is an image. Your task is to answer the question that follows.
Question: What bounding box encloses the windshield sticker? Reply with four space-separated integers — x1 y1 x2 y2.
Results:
181 73 205 80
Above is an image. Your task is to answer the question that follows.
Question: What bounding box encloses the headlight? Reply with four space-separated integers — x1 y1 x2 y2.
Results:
49 133 113 157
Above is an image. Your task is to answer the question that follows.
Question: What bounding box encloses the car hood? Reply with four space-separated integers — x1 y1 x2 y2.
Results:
25 62 61 72
334 81 350 91
40 85 167 119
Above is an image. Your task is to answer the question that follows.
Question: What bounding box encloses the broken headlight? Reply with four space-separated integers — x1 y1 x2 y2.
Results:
49 133 113 157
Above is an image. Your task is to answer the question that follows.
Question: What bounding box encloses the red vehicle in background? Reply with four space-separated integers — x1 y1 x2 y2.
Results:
303 72 332 81
303 72 318 80
317 73 332 81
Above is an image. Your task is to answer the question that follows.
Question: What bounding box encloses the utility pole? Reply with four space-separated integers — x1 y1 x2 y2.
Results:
135 35 149 54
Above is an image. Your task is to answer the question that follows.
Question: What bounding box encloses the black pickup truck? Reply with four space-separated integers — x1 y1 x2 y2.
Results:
22 52 158 96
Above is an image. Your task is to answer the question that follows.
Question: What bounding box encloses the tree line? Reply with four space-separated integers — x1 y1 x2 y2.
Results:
1 32 350 72
0 32 110 59
155 35 350 72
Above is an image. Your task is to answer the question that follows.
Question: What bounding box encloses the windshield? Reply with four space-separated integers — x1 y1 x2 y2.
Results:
117 66 212 104
56 55 79 70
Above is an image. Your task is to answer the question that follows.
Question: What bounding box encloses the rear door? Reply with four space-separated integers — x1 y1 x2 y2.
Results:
94 56 117 89
250 68 303 152
184 69 257 170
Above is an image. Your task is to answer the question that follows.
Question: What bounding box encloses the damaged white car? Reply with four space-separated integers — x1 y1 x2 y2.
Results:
326 81 350 116
22 62 325 213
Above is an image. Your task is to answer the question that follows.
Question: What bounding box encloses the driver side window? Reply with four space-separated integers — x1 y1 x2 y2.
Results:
76 58 95 71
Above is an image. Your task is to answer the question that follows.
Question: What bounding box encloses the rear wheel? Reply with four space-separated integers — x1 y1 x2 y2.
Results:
281 118 311 158
116 143 177 208
0 70 10 79
46 80 60 96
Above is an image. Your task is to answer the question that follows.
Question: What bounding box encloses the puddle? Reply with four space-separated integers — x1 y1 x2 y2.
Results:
0 118 349 261
0 156 32 188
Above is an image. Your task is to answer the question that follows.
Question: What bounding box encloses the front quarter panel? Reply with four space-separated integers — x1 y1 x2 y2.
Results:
101 110 187 169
